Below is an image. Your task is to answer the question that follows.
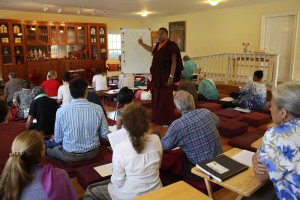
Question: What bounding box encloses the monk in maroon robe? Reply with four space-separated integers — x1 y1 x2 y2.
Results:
138 27 183 125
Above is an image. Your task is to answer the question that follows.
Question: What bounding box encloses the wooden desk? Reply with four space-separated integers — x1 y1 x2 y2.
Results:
191 148 264 200
251 138 263 149
133 181 212 200
69 69 85 79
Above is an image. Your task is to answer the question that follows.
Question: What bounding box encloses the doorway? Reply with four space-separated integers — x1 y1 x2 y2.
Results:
260 12 298 83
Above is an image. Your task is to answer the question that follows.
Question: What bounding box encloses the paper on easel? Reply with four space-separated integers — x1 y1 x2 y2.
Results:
231 150 255 167
94 163 113 177
107 128 128 150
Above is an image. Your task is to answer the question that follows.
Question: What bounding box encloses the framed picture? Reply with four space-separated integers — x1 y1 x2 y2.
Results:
151 31 158 47
169 21 186 52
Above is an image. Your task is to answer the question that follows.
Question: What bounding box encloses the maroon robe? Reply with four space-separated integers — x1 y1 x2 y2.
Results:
150 40 183 124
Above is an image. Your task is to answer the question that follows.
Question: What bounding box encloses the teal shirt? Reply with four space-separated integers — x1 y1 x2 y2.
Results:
197 79 219 100
183 60 197 80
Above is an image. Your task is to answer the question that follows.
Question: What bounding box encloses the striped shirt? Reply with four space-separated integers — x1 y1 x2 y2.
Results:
54 99 109 153
161 109 223 165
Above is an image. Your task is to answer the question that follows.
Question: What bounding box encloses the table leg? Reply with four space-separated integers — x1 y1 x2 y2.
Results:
204 178 215 199
235 194 243 200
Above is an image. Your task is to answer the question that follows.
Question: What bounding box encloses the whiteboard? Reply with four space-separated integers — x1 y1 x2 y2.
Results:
121 29 152 74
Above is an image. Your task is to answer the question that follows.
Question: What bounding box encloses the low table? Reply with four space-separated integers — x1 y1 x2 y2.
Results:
191 148 265 200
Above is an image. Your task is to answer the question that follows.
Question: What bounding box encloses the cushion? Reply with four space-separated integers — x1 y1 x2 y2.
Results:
228 131 264 152
107 64 119 71
239 112 272 127
197 102 222 112
76 160 112 190
218 120 248 138
214 109 240 119
134 90 143 99
161 148 185 177
45 146 112 177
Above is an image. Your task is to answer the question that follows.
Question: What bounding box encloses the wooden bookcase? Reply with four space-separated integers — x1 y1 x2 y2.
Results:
0 19 108 83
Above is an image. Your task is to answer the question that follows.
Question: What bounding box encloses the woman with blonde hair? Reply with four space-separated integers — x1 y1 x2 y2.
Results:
0 130 77 200
40 70 60 97
84 104 162 200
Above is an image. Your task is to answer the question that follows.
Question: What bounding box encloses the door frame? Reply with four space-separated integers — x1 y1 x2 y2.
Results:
260 11 299 81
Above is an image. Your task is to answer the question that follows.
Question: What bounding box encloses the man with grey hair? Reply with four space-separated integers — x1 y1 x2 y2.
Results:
161 90 222 180
26 86 59 138
4 72 26 106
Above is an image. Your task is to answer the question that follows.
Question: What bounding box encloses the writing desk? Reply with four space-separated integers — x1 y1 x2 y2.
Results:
133 181 212 200
191 148 265 200
251 137 262 149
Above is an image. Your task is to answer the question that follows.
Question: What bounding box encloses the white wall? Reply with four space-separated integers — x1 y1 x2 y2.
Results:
142 0 300 80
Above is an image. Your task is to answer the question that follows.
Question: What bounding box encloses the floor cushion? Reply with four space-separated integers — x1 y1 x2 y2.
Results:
214 109 240 119
196 102 222 112
239 112 272 127
218 120 248 138
228 131 264 152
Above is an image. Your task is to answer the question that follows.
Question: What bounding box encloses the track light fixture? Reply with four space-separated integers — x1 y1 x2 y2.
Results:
58 7 63 14
43 5 49 12
77 8 81 15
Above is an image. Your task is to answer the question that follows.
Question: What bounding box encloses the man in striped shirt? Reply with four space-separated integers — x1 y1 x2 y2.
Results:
47 78 109 162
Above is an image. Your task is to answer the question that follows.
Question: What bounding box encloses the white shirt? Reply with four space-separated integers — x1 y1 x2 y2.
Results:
57 84 73 106
108 134 163 200
93 74 108 91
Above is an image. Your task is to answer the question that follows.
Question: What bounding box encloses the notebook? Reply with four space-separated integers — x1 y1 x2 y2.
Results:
233 107 251 113
107 128 128 150
196 154 249 182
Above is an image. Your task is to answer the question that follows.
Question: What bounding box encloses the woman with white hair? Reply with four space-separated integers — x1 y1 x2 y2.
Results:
252 81 300 199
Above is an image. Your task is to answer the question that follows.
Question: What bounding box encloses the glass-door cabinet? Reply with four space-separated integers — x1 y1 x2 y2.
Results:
88 24 107 61
25 24 49 44
0 20 26 82
50 25 66 44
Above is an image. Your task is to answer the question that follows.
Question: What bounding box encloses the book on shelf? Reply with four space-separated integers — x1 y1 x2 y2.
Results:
196 154 249 182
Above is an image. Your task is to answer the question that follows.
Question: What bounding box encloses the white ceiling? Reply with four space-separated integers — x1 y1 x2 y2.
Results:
0 0 283 19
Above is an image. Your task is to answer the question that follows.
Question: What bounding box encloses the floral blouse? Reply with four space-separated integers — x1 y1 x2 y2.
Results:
259 118 300 199
232 82 266 110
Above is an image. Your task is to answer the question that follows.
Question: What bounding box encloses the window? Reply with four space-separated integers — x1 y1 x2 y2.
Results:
108 34 121 59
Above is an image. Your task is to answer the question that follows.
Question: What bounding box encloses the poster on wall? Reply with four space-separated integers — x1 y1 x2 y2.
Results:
151 31 158 47
169 21 186 52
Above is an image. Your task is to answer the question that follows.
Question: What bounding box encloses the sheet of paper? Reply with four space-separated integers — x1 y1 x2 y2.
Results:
220 97 234 102
109 125 117 133
107 128 128 150
94 163 113 177
231 150 255 167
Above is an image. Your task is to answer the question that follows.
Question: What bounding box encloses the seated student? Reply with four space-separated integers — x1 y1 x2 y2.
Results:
57 72 72 106
197 73 219 101
116 87 134 130
12 81 32 119
177 73 198 101
4 72 26 107
83 104 162 200
182 55 197 80
46 78 109 162
40 70 60 97
160 90 222 180
0 130 77 200
118 73 134 89
92 67 108 91
252 81 300 199
26 86 59 138
223 70 266 110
